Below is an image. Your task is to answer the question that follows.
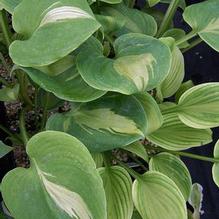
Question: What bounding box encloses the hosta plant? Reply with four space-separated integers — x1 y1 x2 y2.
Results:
0 0 219 218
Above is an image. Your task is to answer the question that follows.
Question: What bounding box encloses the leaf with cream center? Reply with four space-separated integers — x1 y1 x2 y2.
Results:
77 33 171 95
10 0 101 67
46 94 148 152
1 131 106 219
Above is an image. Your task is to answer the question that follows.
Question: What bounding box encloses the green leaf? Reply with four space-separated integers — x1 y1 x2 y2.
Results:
161 0 186 10
132 171 187 219
77 34 171 95
212 140 219 187
158 38 185 98
177 83 219 129
149 152 192 201
0 0 21 13
147 0 160 7
95 14 125 34
101 3 157 36
46 94 147 152
188 183 204 219
91 153 104 168
0 84 19 102
0 141 12 158
183 0 219 51
175 80 194 102
134 92 163 134
143 8 164 28
132 211 142 219
1 131 106 219
99 166 133 219
123 141 148 162
10 0 101 67
35 89 64 111
19 64 106 102
163 28 190 49
147 113 212 151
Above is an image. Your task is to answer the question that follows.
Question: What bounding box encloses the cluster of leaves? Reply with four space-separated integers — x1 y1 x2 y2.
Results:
0 0 219 218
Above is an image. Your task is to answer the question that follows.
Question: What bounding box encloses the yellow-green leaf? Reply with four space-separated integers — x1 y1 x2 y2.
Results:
99 166 133 219
177 83 219 129
149 152 192 201
132 171 187 219
147 113 212 151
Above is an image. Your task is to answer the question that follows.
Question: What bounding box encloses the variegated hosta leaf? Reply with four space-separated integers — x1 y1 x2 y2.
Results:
101 3 157 36
212 140 219 187
99 166 133 219
19 63 106 102
183 0 219 51
10 0 100 67
123 141 148 162
1 131 106 219
158 38 185 98
0 141 12 158
163 28 189 49
177 83 219 129
0 0 21 13
132 171 187 219
147 113 212 151
149 152 192 201
77 34 171 95
46 94 147 152
134 92 163 134
175 80 194 102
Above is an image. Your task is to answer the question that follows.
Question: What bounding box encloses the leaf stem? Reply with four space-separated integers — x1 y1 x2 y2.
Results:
16 71 33 108
156 0 180 37
146 144 219 163
176 30 197 46
0 75 9 86
103 152 112 168
19 110 29 146
40 92 49 131
128 152 147 171
170 151 219 163
0 10 12 48
0 124 22 144
182 37 203 53
128 0 135 8
115 158 142 180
